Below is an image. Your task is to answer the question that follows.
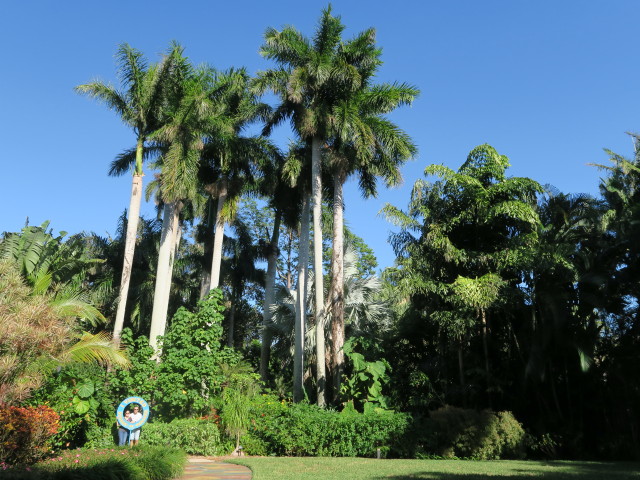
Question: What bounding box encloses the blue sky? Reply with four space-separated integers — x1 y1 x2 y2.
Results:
1 1 638 270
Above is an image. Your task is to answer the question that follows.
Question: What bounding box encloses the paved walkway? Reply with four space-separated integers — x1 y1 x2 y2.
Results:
179 457 252 480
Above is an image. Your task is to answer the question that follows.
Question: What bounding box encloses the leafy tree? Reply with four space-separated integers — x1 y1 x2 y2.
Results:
341 337 390 412
383 144 542 408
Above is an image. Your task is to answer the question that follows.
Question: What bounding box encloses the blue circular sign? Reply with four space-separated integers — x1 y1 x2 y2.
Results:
116 396 149 431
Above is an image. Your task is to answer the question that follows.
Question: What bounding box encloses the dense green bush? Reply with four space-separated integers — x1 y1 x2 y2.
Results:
109 291 243 422
140 419 229 456
422 405 526 459
83 418 229 455
1 446 186 480
29 363 116 449
242 394 410 457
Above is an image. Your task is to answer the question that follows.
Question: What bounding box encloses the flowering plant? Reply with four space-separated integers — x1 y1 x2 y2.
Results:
0 405 60 465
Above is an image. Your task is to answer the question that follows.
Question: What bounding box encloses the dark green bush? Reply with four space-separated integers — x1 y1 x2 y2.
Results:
242 394 410 457
422 405 525 459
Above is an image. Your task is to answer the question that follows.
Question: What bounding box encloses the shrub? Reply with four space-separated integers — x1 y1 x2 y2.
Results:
423 405 525 459
242 394 410 457
109 292 244 422
1 446 186 480
142 419 229 456
29 363 116 450
0 405 60 465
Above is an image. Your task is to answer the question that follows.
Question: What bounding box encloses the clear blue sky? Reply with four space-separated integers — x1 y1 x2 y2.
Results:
1 1 638 270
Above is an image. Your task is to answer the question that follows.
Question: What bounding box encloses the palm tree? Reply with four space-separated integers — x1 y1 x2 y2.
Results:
266 242 390 400
326 81 418 398
146 60 213 353
258 147 302 385
199 68 273 294
76 42 184 342
0 221 108 326
256 5 378 406
0 259 129 406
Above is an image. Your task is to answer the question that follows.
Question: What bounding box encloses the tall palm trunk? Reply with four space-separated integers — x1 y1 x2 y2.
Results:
311 136 326 407
228 301 236 347
330 171 346 402
149 201 181 354
209 182 228 292
260 211 281 383
113 139 144 342
294 196 310 402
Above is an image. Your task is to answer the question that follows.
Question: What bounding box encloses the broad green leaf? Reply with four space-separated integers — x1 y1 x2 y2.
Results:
72 397 91 415
76 381 95 399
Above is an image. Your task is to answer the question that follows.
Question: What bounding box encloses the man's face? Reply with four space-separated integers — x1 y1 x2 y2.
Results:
134 407 139 413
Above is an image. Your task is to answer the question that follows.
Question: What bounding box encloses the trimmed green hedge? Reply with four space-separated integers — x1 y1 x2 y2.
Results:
85 418 229 456
142 418 231 456
80 398 525 460
242 396 410 457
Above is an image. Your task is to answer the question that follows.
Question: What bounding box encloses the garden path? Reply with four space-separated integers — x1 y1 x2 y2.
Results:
179 457 251 480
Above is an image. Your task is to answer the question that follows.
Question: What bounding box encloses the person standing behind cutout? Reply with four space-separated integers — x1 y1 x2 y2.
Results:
128 404 143 446
117 409 131 446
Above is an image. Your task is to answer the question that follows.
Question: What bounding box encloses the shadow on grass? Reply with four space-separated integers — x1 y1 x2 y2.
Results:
371 461 640 480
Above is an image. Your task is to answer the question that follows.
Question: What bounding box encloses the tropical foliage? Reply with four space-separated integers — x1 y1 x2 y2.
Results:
3 6 640 467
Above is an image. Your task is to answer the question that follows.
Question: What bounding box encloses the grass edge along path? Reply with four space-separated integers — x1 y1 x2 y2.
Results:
229 457 640 480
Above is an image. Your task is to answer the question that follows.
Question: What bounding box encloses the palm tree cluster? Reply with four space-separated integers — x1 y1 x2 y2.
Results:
75 7 416 406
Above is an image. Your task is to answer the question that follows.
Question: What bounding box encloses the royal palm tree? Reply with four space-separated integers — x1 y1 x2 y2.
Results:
76 43 184 342
326 80 418 398
258 146 302 385
199 68 273 294
145 59 217 353
256 5 379 406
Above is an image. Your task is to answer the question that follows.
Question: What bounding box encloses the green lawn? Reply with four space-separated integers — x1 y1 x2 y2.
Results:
230 457 640 480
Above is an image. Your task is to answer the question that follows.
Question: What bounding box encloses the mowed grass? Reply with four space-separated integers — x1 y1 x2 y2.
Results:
230 457 640 480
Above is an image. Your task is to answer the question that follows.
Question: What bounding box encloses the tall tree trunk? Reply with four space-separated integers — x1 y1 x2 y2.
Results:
260 211 281 384
209 182 228 292
294 196 310 402
330 171 346 403
458 345 465 388
311 136 326 407
149 201 181 355
481 308 492 408
228 300 236 348
199 199 214 300
113 139 144 342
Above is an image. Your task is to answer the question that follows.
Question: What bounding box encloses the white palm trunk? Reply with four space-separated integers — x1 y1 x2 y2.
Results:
113 172 143 342
260 212 281 383
330 172 346 401
149 201 180 355
294 195 310 402
311 136 326 407
209 184 228 292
